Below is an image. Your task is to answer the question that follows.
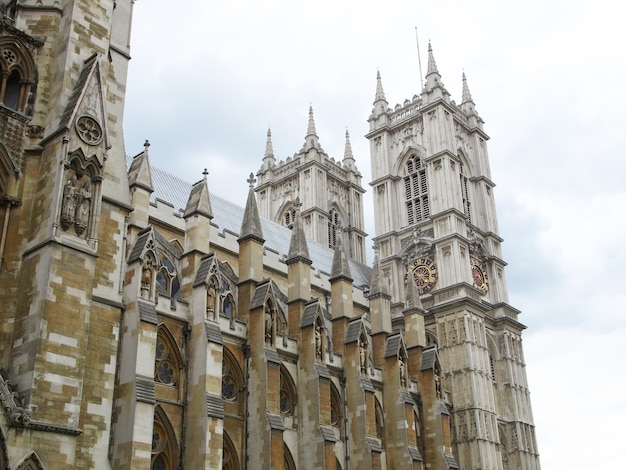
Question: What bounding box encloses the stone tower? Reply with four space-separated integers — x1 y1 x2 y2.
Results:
0 0 133 467
256 106 367 264
366 45 541 469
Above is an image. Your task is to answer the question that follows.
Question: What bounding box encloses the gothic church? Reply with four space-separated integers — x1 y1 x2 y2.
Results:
0 1 540 469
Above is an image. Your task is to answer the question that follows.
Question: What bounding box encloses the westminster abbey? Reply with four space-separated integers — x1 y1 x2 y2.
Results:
0 0 540 469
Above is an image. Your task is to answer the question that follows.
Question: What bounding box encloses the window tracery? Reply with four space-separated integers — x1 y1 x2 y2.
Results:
221 349 244 406
222 432 240 470
155 327 181 387
151 406 178 470
330 382 343 430
279 366 296 416
156 256 181 299
459 160 471 223
0 37 36 114
328 208 340 249
404 155 429 225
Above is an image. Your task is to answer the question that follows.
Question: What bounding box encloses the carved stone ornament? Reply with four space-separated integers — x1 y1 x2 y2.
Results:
75 115 103 146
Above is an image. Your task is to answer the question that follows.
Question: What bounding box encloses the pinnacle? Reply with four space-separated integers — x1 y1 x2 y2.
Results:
426 41 439 77
462 72 474 104
343 128 354 162
375 70 387 103
264 128 274 159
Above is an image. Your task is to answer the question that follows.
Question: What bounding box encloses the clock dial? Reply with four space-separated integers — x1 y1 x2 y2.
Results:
471 261 488 293
411 257 438 294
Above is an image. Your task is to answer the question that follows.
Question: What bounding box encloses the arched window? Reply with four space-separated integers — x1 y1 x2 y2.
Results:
328 208 340 249
155 326 182 387
0 38 37 114
221 349 243 404
330 382 343 431
284 444 297 470
222 432 240 470
375 397 385 445
283 207 296 229
459 161 471 223
152 406 179 470
221 293 235 320
280 366 297 416
156 256 181 299
404 155 429 225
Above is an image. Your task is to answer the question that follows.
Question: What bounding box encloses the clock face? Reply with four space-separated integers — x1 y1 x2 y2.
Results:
471 262 488 293
411 257 438 294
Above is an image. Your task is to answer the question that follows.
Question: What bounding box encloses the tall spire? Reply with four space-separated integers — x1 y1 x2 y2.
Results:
423 42 449 101
342 128 356 170
461 72 479 117
262 127 276 170
462 72 473 104
303 105 320 150
404 268 423 310
372 70 388 116
238 173 264 243
426 42 439 76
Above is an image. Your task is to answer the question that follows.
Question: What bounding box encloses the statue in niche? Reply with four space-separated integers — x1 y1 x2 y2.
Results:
265 305 273 344
359 339 367 372
141 259 153 298
315 323 323 359
75 179 91 236
60 175 77 230
206 283 216 320
399 356 407 387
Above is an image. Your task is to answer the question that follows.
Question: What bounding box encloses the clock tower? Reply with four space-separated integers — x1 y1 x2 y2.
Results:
366 45 540 469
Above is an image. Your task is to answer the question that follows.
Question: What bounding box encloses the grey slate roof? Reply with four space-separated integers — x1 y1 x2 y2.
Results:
138 300 158 325
384 333 403 358
264 348 281 365
345 319 363 344
421 346 438 371
266 412 285 431
314 363 330 379
128 227 152 263
204 321 223 345
367 436 383 453
407 446 423 461
144 163 372 288
300 299 321 328
135 376 156 404
206 393 224 419
319 425 338 442
444 453 460 469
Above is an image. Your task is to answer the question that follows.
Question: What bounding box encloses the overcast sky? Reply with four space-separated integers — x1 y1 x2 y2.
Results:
124 1 626 468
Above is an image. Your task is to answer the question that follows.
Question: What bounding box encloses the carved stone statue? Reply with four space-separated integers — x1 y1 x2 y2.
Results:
399 356 407 386
60 175 77 230
75 180 91 236
141 260 152 298
359 340 367 372
265 306 273 344
315 324 322 359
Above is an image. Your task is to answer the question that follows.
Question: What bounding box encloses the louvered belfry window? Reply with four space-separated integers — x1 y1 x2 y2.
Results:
460 162 472 223
404 155 429 225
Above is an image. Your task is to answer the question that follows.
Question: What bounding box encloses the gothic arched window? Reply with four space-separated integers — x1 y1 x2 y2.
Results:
330 382 343 430
221 349 243 404
459 161 472 223
222 432 240 470
155 326 183 387
156 256 181 299
280 366 297 416
404 155 429 225
0 38 37 114
328 208 340 249
151 406 179 470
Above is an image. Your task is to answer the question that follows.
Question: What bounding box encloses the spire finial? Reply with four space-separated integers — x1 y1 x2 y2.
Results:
426 41 439 76
202 168 209 178
294 196 302 210
303 105 320 150
343 128 354 162
264 128 274 159
375 70 387 102
247 172 256 188
306 105 317 137
462 71 474 104
144 139 150 151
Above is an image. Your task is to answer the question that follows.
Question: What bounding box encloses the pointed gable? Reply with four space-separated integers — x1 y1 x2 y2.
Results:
184 174 213 219
128 141 154 192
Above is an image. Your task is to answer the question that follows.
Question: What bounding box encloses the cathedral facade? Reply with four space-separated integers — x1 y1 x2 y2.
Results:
0 1 540 469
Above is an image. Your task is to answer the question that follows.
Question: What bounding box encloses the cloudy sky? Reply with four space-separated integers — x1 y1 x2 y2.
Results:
124 1 626 467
